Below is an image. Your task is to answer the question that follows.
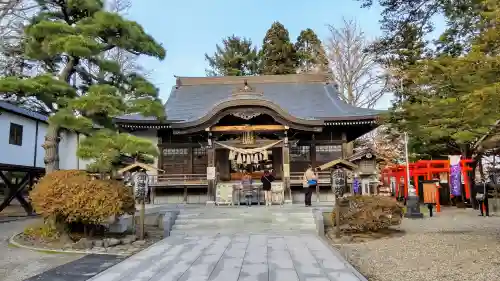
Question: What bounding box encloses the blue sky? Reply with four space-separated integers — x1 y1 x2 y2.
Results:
126 0 437 109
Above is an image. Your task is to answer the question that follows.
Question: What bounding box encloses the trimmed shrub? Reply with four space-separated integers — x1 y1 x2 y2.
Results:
331 195 404 232
30 170 135 227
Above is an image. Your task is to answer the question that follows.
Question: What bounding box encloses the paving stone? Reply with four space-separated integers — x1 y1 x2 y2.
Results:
88 234 365 281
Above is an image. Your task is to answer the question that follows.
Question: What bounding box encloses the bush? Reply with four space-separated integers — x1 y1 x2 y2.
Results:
30 170 135 227
331 195 404 232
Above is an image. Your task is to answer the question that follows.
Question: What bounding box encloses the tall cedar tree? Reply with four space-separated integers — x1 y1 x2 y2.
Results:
295 28 329 73
204 35 260 76
0 0 166 173
356 0 498 158
260 22 297 75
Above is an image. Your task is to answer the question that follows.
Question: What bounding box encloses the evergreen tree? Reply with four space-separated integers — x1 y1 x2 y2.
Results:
295 28 329 73
0 0 166 173
204 35 260 76
357 0 500 158
260 22 297 75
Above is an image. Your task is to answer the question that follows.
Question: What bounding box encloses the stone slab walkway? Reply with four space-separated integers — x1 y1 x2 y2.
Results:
89 234 366 281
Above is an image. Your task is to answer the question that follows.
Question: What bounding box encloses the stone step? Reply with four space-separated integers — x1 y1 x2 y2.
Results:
176 212 313 219
175 217 314 226
168 229 317 236
171 222 317 230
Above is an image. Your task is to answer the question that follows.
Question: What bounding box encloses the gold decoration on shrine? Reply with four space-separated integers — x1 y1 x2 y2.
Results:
241 131 255 145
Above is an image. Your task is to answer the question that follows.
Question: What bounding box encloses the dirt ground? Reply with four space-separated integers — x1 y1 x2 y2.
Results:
331 208 500 281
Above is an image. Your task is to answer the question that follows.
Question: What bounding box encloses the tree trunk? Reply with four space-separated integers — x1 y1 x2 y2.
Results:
42 125 60 174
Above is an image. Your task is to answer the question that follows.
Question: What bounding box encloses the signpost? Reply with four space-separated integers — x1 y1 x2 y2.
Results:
331 168 346 238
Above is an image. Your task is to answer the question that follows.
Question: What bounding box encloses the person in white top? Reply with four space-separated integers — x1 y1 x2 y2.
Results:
303 165 318 207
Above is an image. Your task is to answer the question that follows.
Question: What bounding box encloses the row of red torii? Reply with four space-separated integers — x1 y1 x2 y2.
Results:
381 159 474 208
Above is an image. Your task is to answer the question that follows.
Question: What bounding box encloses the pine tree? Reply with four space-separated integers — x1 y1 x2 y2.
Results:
260 22 297 75
204 35 260 76
0 0 166 173
357 0 500 158
295 28 329 73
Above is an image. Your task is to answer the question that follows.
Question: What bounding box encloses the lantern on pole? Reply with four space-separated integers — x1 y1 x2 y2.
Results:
331 167 346 196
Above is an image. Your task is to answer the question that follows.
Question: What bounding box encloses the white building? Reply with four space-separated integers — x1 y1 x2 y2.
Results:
0 101 91 172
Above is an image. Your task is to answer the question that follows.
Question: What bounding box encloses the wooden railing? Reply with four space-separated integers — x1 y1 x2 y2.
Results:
290 171 331 185
149 174 208 187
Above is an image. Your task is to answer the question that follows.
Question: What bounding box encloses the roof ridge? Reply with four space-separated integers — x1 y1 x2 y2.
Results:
175 74 330 86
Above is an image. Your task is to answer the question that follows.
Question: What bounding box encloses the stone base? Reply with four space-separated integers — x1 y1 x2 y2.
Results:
404 212 424 219
284 199 293 205
205 201 216 206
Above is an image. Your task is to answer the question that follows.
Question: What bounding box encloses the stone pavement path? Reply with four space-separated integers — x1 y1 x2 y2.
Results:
89 234 366 281
0 218 83 281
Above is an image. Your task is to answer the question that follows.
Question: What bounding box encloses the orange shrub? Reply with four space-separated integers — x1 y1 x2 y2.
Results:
30 170 135 225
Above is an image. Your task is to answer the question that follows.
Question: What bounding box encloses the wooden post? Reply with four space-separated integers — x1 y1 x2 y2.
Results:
207 130 216 204
283 130 291 203
335 195 341 238
139 199 145 240
341 132 348 159
310 135 319 202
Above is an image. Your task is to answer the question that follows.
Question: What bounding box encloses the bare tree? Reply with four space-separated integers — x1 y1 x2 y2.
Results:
326 19 390 108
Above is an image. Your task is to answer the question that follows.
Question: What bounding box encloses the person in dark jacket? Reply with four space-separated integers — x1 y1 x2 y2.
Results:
261 170 275 206
474 180 493 216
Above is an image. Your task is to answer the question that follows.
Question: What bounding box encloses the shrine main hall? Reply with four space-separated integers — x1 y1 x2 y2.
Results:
115 74 382 204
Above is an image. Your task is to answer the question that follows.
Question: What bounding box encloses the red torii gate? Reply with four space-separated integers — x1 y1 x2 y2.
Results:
382 159 474 200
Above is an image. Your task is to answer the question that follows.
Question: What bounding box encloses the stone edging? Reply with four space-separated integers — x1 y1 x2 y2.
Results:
318 236 369 281
162 209 180 237
9 233 129 256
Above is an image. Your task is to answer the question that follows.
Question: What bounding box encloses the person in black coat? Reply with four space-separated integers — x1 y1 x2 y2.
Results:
474 181 493 216
261 170 275 206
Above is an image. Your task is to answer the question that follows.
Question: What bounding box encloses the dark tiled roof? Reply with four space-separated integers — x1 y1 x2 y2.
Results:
0 101 49 122
115 74 383 123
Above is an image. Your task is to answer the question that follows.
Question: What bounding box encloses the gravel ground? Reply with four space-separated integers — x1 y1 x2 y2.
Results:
0 218 83 281
333 208 500 281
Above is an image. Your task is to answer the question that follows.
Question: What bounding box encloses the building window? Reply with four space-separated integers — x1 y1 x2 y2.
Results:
193 147 206 156
360 160 374 170
162 148 188 156
9 123 23 146
316 145 341 152
316 145 342 163
290 146 310 161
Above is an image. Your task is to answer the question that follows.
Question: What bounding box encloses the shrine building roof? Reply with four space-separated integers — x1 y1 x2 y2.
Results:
115 74 383 127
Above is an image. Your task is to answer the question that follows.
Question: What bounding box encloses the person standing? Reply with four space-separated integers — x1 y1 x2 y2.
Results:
474 179 490 217
241 171 253 207
261 170 275 206
303 165 317 207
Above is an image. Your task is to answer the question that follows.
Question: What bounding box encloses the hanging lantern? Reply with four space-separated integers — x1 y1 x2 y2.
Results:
331 168 346 196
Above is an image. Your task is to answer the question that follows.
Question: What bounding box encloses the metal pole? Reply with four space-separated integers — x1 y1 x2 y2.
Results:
404 132 411 190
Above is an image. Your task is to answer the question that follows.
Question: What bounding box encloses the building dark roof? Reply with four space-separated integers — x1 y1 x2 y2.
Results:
0 100 49 122
115 74 383 124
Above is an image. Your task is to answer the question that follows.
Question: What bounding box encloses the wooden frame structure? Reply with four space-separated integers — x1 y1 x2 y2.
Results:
0 164 44 215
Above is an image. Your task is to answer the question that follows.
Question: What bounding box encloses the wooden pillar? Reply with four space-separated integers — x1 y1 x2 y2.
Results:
157 132 163 171
283 130 292 203
341 132 348 159
310 135 319 202
206 130 216 204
